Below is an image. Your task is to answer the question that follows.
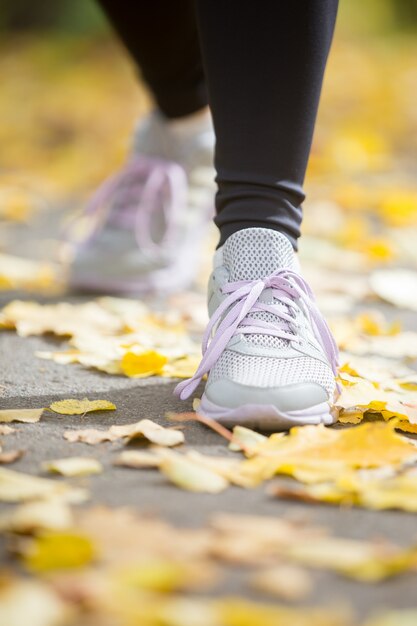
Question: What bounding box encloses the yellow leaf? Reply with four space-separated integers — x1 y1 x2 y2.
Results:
379 189 417 227
42 457 103 477
0 579 70 626
249 565 312 600
239 422 417 486
162 355 200 378
229 426 268 455
23 531 95 572
274 467 417 514
158 449 229 494
121 350 167 377
64 419 184 447
365 610 417 626
287 536 417 582
0 500 73 533
49 398 116 415
0 408 44 424
0 467 88 504
113 450 161 469
337 409 364 424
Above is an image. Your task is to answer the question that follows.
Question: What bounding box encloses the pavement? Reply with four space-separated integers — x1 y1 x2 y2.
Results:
1 289 417 621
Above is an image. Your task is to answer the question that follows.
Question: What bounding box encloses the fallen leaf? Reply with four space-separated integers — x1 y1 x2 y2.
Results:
0 467 88 503
0 449 25 464
1 300 122 338
0 579 71 626
0 500 73 533
365 610 417 626
121 419 185 447
23 531 95 572
238 422 417 486
249 564 312 600
0 425 16 435
64 419 184 447
121 350 167 377
273 466 417 514
113 450 162 468
229 425 268 454
370 269 417 312
64 427 118 445
0 408 44 424
158 450 229 494
42 457 103 477
216 597 348 626
286 536 417 582
162 355 201 378
49 398 116 415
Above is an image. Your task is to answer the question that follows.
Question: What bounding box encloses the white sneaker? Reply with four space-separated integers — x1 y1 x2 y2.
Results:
68 110 215 294
175 228 339 430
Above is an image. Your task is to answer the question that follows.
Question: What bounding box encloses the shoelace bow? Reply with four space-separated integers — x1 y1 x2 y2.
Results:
69 155 187 260
175 268 339 400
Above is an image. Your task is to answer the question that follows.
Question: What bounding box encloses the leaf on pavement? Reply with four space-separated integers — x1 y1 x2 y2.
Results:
238 422 417 486
0 467 89 503
273 466 417 514
285 535 417 582
122 419 184 447
49 398 116 415
0 425 16 435
161 355 201 378
229 425 268 454
121 350 167 377
0 500 73 533
23 531 95 572
64 419 184 447
364 610 417 626
249 564 313 600
158 449 229 493
0 408 44 423
0 449 25 464
113 450 162 468
42 457 103 477
0 579 70 626
370 269 417 312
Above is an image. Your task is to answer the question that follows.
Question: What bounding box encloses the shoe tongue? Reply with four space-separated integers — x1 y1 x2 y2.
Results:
222 228 296 281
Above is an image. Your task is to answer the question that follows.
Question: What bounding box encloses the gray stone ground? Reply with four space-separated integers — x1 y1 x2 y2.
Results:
1 290 417 622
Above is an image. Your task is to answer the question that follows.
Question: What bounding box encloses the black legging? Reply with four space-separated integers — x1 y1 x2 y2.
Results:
96 0 338 250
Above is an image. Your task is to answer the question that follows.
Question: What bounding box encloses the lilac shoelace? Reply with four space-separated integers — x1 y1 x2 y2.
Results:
70 155 187 260
175 268 339 400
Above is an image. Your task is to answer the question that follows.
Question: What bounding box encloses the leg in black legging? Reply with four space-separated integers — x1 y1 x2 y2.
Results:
195 0 338 249
96 0 207 119
96 0 337 249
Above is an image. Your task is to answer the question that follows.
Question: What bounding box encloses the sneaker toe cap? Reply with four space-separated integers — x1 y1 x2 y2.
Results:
204 379 329 412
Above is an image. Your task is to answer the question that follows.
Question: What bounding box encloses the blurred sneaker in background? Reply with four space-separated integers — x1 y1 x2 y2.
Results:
69 107 215 294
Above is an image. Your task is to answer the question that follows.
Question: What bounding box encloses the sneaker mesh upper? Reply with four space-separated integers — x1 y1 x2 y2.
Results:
207 228 335 398
208 351 335 396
